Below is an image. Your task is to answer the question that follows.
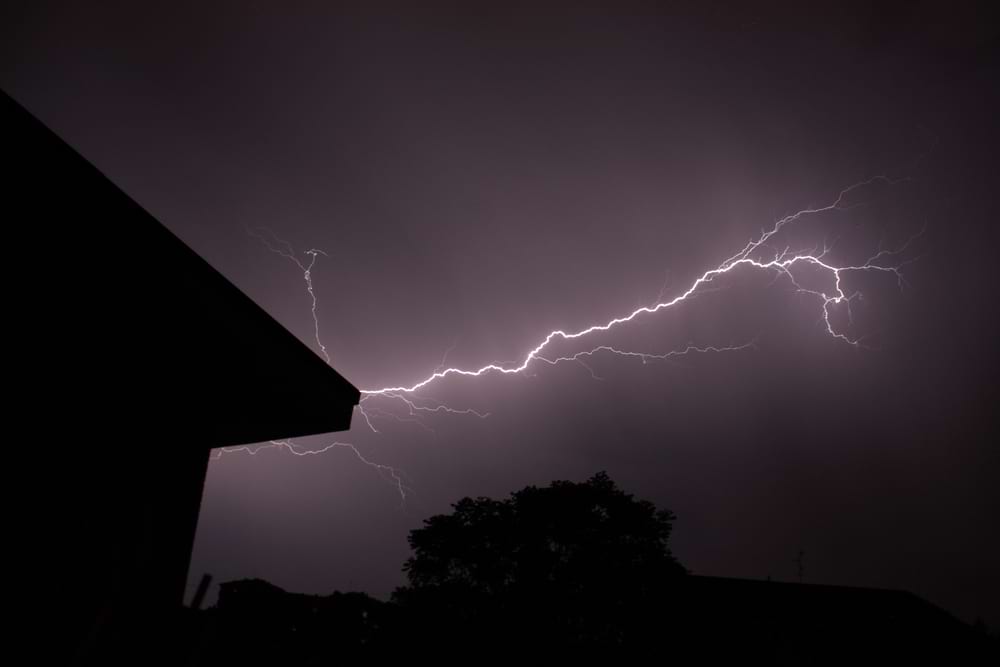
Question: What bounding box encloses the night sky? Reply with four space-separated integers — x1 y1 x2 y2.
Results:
4 2 997 626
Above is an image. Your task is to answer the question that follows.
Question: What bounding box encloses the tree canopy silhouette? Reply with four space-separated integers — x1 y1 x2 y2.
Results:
393 472 687 645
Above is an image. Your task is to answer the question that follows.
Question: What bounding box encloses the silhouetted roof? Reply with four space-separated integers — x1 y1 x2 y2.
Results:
4 89 359 447
683 575 970 634
669 576 993 659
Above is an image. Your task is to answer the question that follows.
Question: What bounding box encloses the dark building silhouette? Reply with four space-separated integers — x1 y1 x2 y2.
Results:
195 575 996 662
206 579 390 661
4 90 360 662
674 576 993 662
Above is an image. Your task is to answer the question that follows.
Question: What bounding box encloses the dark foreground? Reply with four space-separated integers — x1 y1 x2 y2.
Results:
128 574 995 664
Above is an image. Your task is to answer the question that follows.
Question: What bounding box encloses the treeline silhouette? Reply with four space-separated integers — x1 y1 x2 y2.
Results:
185 473 994 663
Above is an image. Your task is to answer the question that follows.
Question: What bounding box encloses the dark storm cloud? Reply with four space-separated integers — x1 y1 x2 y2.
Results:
4 2 996 624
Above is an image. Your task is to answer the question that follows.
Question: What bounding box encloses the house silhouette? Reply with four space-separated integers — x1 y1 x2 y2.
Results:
202 575 993 661
4 90 360 663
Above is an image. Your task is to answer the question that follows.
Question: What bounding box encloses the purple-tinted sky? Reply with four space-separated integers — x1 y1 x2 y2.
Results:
4 2 997 625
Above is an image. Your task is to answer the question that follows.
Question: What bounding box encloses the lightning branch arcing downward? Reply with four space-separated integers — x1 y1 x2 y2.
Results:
247 227 331 364
224 175 920 503
213 439 411 500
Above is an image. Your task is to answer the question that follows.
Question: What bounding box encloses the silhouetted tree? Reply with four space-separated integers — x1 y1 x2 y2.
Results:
392 472 687 646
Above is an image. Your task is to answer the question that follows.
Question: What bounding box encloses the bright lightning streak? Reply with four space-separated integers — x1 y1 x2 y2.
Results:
223 175 919 504
362 175 916 396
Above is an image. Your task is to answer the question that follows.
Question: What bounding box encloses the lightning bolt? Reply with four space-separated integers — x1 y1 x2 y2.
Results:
362 175 916 395
223 175 920 504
